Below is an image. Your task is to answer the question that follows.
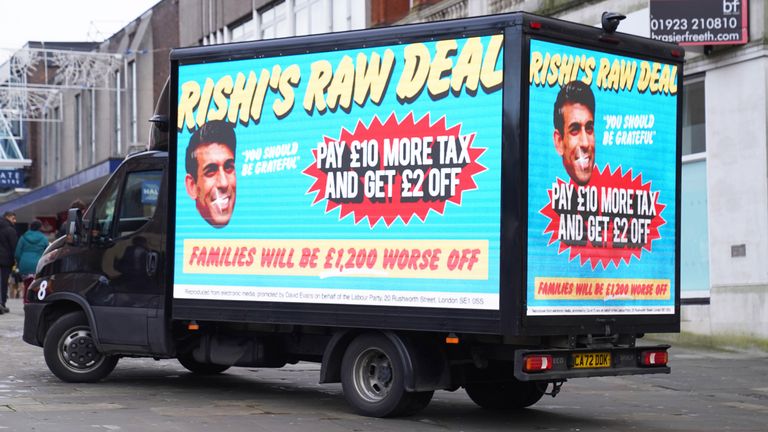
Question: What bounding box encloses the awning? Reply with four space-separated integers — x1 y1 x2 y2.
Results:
0 158 122 222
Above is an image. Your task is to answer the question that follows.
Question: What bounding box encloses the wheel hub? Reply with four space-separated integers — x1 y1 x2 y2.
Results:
355 349 393 402
376 361 392 384
62 330 100 368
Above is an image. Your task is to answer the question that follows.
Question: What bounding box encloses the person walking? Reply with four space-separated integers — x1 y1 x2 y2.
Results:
0 211 18 314
15 220 48 301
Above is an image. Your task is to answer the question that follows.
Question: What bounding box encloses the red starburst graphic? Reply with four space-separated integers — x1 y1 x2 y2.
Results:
540 165 666 269
303 112 486 227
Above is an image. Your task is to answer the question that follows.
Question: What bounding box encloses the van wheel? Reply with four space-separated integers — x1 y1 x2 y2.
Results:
465 379 546 410
341 333 433 417
177 352 230 375
43 311 118 382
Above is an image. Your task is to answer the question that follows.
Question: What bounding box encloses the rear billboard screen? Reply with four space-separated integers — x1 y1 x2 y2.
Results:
526 39 679 316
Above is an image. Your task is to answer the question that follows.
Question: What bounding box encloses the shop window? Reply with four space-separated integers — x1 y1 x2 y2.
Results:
680 77 710 301
682 79 705 155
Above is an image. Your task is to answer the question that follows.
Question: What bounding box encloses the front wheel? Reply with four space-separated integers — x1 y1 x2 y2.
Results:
43 311 118 382
465 379 546 410
341 333 433 417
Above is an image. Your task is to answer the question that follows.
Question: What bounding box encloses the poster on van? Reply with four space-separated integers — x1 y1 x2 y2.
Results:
173 35 503 310
526 39 679 316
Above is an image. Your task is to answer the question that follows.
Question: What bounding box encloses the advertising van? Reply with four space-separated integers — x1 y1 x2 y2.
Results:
23 12 683 417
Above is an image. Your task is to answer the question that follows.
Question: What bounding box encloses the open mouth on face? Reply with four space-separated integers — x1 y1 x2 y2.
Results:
211 189 231 214
575 153 591 170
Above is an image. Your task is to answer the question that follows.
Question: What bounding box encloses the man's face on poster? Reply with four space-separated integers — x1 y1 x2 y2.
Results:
554 102 595 186
185 142 237 228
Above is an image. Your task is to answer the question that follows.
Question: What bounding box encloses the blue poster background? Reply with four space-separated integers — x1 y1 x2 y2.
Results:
174 36 503 307
526 39 678 315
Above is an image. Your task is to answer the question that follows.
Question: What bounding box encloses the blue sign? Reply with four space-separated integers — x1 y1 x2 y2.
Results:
141 180 160 205
0 169 24 188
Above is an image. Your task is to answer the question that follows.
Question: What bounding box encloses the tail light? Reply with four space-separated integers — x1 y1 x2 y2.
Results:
641 350 668 366
523 354 553 372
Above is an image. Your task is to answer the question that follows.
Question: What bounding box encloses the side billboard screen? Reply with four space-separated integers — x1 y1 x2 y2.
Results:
174 35 504 310
526 39 679 316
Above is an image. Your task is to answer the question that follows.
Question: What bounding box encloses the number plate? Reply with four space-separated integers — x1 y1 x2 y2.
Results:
572 352 611 369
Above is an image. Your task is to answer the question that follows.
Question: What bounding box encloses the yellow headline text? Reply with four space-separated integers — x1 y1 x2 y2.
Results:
529 51 678 95
178 36 504 131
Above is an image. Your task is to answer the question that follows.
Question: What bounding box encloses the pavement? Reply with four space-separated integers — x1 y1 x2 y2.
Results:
1 297 767 431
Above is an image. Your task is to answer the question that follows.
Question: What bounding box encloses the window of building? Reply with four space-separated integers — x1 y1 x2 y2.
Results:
295 0 328 35
53 106 60 180
129 60 138 143
682 78 705 155
42 111 49 184
115 70 122 154
260 1 289 39
75 93 82 170
9 118 21 140
231 17 257 42
331 0 353 32
680 77 709 301
90 90 96 164
210 0 366 45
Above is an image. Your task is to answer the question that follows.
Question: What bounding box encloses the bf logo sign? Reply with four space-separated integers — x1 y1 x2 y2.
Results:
723 0 741 15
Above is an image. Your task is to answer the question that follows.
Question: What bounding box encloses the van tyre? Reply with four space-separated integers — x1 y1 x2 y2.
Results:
464 379 546 410
43 311 118 383
341 333 433 417
177 352 230 375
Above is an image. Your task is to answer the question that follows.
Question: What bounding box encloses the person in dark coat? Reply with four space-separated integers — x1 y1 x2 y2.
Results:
0 211 18 314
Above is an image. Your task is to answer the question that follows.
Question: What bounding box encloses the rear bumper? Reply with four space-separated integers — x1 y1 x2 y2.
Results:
514 345 671 381
23 303 46 347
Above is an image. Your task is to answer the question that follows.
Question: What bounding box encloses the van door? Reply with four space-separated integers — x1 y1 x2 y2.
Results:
83 154 168 354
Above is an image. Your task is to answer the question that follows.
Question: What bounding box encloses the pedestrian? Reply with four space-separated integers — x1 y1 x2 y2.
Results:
15 220 48 301
0 211 18 314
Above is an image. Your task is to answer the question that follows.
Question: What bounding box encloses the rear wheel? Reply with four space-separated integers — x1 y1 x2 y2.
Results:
465 379 546 410
341 333 433 417
43 311 118 382
177 351 230 375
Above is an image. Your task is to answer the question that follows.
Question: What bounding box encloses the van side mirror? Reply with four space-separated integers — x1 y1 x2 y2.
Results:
149 114 169 132
65 208 84 246
148 114 169 151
